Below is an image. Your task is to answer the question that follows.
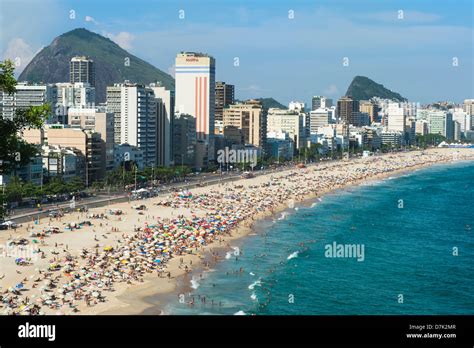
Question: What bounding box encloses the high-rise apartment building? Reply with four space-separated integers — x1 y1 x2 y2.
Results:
310 108 332 133
0 82 54 121
386 103 407 133
106 85 122 144
312 96 333 111
68 107 115 173
215 81 234 122
452 109 472 135
70 56 95 86
173 113 196 167
429 111 454 140
359 100 377 123
223 100 266 148
463 99 474 116
53 82 95 123
106 82 158 167
336 96 360 126
267 108 305 149
149 83 175 167
55 82 95 108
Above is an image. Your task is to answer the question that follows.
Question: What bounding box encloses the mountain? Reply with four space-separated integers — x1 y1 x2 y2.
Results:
18 28 174 103
345 76 406 102
254 98 287 110
236 97 286 110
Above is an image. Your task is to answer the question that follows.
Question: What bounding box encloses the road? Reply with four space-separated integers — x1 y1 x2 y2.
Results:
5 164 305 224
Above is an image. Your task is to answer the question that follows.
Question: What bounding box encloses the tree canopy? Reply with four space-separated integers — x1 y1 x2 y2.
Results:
0 59 51 219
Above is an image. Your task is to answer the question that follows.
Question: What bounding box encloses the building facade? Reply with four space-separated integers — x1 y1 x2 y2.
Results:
215 81 234 122
337 96 360 126
310 108 332 133
0 83 54 121
106 82 158 167
359 100 377 123
70 56 95 86
312 96 333 111
175 52 216 167
149 83 175 167
173 113 196 167
267 108 305 149
68 107 115 173
428 111 454 140
223 100 267 148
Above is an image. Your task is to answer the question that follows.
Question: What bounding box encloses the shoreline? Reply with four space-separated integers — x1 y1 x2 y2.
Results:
1 148 473 316
102 155 474 315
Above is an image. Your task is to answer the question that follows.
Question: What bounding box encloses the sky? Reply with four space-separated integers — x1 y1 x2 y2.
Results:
1 0 473 105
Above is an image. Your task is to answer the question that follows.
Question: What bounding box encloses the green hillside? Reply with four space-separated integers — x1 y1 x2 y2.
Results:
18 28 174 102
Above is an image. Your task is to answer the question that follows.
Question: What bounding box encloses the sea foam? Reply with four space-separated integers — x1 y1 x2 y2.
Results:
287 251 299 260
190 278 200 289
248 279 262 290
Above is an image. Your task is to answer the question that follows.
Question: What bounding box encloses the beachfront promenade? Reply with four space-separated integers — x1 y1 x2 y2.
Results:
7 165 295 224
1 148 473 315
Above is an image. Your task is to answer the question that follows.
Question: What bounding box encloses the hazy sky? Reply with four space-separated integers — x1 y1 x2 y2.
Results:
1 0 473 105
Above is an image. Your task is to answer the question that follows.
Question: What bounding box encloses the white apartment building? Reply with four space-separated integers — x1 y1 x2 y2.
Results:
415 120 429 135
0 82 54 121
310 108 332 133
386 102 406 133
452 108 472 135
175 52 216 166
106 82 158 167
54 82 95 109
289 101 306 112
463 99 474 116
267 108 306 149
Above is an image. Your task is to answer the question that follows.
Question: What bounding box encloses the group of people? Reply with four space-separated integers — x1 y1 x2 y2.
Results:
1 150 471 315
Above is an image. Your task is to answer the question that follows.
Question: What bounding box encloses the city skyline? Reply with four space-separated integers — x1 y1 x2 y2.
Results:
1 0 472 105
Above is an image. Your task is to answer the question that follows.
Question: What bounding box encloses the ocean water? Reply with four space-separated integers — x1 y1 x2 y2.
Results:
163 161 474 315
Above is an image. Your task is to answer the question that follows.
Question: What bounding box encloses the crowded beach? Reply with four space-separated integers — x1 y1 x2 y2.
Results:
0 148 473 315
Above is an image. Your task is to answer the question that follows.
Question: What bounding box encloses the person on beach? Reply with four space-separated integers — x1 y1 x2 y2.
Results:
2 149 472 315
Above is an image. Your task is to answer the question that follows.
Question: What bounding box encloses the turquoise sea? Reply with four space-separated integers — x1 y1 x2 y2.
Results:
162 160 474 315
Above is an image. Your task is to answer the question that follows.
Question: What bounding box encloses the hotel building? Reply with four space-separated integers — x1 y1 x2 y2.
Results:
175 52 216 168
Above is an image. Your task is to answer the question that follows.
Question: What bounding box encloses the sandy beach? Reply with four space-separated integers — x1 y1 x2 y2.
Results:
1 147 473 315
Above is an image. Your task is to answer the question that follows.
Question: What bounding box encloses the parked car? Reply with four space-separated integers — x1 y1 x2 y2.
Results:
0 221 18 229
48 210 63 218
